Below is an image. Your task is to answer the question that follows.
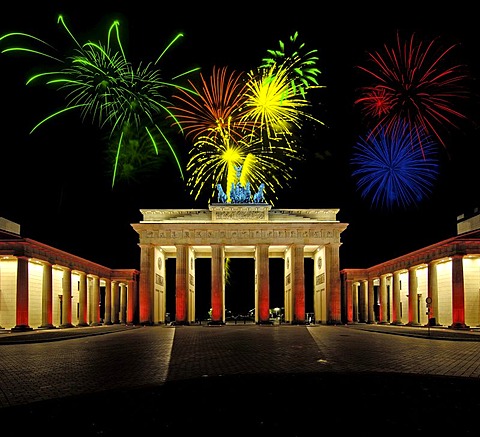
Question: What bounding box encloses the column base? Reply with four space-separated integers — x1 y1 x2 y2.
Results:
11 325 33 332
76 323 89 327
59 323 75 329
406 322 422 327
38 324 56 329
390 321 404 326
449 323 470 330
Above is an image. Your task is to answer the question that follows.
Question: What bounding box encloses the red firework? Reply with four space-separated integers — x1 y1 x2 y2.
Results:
355 31 470 150
170 65 252 143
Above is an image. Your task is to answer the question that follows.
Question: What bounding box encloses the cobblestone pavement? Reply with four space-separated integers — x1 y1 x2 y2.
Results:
1 323 480 435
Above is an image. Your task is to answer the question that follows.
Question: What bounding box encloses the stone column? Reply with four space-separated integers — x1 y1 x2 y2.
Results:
358 280 367 323
407 266 420 326
112 281 120 324
367 277 375 324
90 275 101 326
352 282 359 322
255 244 270 324
175 244 189 325
40 262 54 329
345 278 354 324
126 279 136 325
12 256 32 331
326 243 342 324
451 254 469 329
77 271 88 326
187 248 196 324
210 244 225 325
139 244 153 325
120 283 127 324
378 274 389 324
292 244 305 324
104 278 112 325
427 261 439 326
60 267 74 328
284 250 292 323
391 271 402 325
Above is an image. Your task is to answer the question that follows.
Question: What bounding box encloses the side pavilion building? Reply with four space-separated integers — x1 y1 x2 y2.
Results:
131 204 348 325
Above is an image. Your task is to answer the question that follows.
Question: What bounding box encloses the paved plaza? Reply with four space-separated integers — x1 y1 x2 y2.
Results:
1 323 480 435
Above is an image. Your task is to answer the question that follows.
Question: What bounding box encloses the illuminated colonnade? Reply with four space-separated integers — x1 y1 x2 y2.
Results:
132 205 348 325
341 230 480 328
0 229 139 331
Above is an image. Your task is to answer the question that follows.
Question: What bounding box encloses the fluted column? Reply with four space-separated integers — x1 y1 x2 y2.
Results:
345 278 354 324
391 271 402 325
210 244 225 325
407 266 421 326
175 244 189 325
104 278 112 325
12 256 32 331
77 271 88 326
451 254 469 329
352 282 359 322
358 280 367 323
427 261 439 326
90 275 101 326
112 281 120 324
139 244 153 325
292 244 305 324
40 261 54 329
255 244 270 324
60 267 74 328
326 243 342 324
126 279 135 325
120 283 127 324
367 277 375 324
378 274 389 324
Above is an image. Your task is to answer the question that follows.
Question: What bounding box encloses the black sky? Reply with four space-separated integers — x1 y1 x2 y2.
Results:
2 2 480 272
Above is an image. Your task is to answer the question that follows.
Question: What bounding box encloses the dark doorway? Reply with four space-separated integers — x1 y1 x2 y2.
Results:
225 258 255 317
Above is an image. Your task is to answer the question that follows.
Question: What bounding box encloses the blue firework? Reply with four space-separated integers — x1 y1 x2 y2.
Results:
351 121 440 209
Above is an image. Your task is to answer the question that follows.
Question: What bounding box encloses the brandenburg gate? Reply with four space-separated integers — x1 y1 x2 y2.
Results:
132 204 348 325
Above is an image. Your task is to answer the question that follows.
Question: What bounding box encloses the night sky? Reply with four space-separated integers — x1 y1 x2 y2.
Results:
2 1 480 282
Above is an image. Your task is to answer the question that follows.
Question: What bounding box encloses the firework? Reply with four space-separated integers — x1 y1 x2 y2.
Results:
0 15 198 185
355 31 470 151
186 121 301 204
171 66 251 143
350 120 440 209
169 31 325 203
171 64 308 203
240 32 325 149
260 31 324 99
240 64 319 145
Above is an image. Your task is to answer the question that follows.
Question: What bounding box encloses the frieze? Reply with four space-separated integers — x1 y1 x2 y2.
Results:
138 207 344 223
210 204 271 222
139 226 342 244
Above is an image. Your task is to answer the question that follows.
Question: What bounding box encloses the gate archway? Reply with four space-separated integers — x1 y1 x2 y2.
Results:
132 204 347 325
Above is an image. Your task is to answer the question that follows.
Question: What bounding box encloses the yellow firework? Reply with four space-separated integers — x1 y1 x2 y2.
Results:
240 63 323 147
186 121 301 204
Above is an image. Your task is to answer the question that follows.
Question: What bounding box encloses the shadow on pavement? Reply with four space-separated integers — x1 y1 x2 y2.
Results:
1 372 479 436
